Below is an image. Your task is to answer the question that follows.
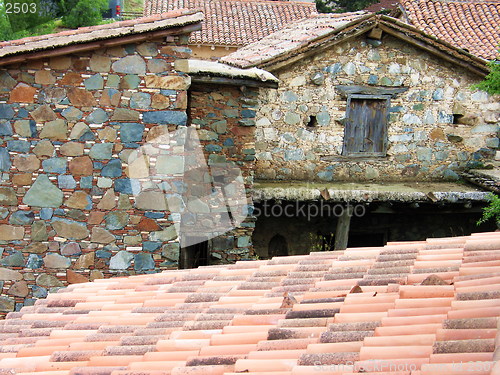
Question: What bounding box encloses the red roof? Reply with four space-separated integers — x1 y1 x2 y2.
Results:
143 0 318 46
0 231 499 374
400 0 500 60
365 0 400 13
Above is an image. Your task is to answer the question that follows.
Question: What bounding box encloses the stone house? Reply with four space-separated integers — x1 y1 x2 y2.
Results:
221 12 499 257
143 0 317 60
0 10 277 313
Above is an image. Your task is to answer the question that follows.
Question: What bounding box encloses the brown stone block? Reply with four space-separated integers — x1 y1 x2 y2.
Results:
67 88 97 106
430 128 446 140
7 281 29 297
65 191 92 210
90 227 115 244
137 217 161 232
151 93 170 109
90 269 104 281
89 55 111 72
23 242 48 254
67 269 89 284
50 56 72 70
13 154 40 172
12 173 33 186
88 211 105 225
30 104 57 122
145 75 190 90
111 108 140 121
69 156 93 176
9 83 36 103
60 72 83 86
73 252 95 269
173 91 188 109
60 142 84 156
35 70 56 85
160 46 190 58
100 89 121 106
0 225 24 240
72 58 88 71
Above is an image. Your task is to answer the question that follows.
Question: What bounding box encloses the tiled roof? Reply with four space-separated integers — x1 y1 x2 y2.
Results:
143 0 318 46
399 0 500 60
1 231 499 374
0 9 203 60
365 0 400 13
221 12 370 68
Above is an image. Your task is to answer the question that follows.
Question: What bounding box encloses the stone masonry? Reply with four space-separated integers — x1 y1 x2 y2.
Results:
255 35 500 182
0 35 259 314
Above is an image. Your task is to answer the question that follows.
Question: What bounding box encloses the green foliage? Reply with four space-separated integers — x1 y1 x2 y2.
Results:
473 59 500 95
477 193 500 226
315 0 378 13
62 0 108 28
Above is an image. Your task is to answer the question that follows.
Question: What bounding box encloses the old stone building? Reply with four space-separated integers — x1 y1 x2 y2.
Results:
0 10 276 313
222 12 499 257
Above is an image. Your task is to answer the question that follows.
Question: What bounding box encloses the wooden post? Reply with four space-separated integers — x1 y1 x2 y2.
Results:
334 205 353 250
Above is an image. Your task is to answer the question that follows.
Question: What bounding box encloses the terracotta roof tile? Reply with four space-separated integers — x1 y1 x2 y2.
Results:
1 231 500 373
400 0 500 60
143 0 317 46
0 10 204 61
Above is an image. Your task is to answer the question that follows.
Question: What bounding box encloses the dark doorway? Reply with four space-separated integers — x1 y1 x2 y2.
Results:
180 237 209 269
347 232 387 248
268 234 288 258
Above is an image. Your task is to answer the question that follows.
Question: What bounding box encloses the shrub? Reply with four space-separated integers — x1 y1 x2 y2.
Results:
62 0 107 28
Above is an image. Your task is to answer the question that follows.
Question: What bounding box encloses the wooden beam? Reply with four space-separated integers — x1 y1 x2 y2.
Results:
335 85 408 98
377 23 488 77
0 23 201 67
334 205 353 250
191 75 278 88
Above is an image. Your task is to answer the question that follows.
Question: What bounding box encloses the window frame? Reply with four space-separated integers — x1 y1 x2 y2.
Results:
341 93 391 158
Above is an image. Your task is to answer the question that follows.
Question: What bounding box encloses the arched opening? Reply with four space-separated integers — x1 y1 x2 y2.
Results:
268 234 289 258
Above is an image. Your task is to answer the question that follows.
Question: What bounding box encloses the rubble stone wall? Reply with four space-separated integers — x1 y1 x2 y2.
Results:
0 37 256 314
255 35 500 182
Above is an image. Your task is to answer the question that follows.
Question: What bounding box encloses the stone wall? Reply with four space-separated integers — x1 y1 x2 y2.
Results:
0 36 257 314
254 35 500 182
189 85 258 263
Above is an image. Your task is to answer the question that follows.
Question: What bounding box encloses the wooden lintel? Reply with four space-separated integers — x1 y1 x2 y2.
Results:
0 23 201 68
335 85 408 98
377 23 488 77
191 75 278 88
334 205 353 250
368 27 383 40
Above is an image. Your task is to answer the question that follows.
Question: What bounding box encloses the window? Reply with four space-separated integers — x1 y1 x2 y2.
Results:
179 237 209 269
342 94 391 157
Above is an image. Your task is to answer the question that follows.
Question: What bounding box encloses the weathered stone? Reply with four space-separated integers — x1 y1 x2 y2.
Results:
7 140 30 153
97 127 117 142
26 254 43 269
0 296 15 312
23 175 64 207
117 194 132 209
31 105 57 122
151 93 170 109
90 55 111 72
0 71 16 91
0 148 11 171
0 120 13 136
120 74 141 89
60 72 83 85
23 242 48 254
106 74 120 88
10 83 36 103
39 119 68 140
73 252 94 269
50 56 71 70
69 156 93 176
33 140 55 157
115 178 140 195
60 142 84 156
36 273 64 287
147 59 168 73
40 87 66 104
61 242 81 256
44 253 71 269
110 251 133 270
96 189 116 210
416 147 433 161
1 251 24 267
149 226 178 241
52 218 89 240
120 123 145 143
65 191 92 210
12 173 32 186
35 70 56 84
310 72 325 85
471 124 498 133
157 155 184 175
0 207 8 220
87 108 108 124
124 235 141 246
32 285 48 297
90 227 115 244
145 75 190 89
42 157 67 174
104 211 129 230
130 92 151 109
66 269 88 284
31 221 48 241
162 243 180 261
89 143 113 160
0 267 23 280
9 210 34 225
111 108 140 121
135 191 168 210
90 270 104 281
67 87 97 106
137 217 161 231
0 104 14 119
13 119 36 137
134 253 155 271
0 187 17 205
112 55 146 74
69 122 94 141
100 88 121 106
